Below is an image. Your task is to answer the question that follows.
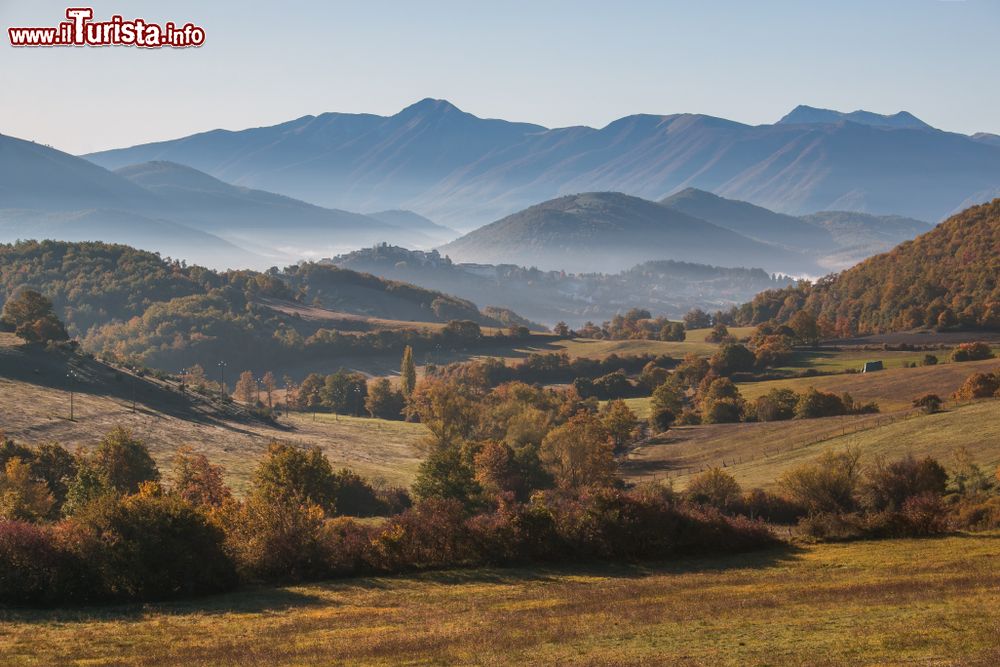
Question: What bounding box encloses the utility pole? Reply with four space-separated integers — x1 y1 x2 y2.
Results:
131 372 137 413
66 370 77 421
218 360 227 400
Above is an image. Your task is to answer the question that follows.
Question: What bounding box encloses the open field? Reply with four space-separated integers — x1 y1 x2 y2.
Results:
738 356 1000 412
624 399 1000 490
0 337 424 493
684 326 756 342
1 533 997 665
483 335 723 362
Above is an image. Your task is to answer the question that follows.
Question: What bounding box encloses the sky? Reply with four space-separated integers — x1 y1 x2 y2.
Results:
1 0 998 155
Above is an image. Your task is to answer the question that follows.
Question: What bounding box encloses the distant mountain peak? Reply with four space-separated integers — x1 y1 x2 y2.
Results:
777 105 932 130
397 98 463 118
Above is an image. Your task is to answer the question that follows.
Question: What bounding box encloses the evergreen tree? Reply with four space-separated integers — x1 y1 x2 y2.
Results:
400 345 417 399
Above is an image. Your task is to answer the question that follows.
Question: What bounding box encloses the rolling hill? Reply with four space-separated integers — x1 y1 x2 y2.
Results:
659 187 835 252
0 239 526 373
84 99 1000 227
438 192 819 274
734 199 1000 332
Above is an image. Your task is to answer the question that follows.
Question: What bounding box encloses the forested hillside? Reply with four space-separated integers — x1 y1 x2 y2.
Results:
729 200 1000 333
0 240 515 371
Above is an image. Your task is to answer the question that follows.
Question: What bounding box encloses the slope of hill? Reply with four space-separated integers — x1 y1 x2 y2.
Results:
83 100 1000 227
438 192 818 274
659 188 835 252
775 105 932 129
733 199 1000 332
366 210 459 245
115 161 437 251
800 210 931 269
0 134 157 211
0 334 423 489
0 240 521 372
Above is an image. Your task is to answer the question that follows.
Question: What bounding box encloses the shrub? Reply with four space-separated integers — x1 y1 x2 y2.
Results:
953 371 1000 400
753 388 798 422
0 521 88 605
686 468 741 509
950 342 995 362
912 393 943 414
779 449 861 514
735 489 805 524
859 455 947 512
70 490 236 600
219 494 326 582
794 388 847 419
370 498 476 571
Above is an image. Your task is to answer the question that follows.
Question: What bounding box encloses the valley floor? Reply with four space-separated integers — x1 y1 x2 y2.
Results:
0 533 997 665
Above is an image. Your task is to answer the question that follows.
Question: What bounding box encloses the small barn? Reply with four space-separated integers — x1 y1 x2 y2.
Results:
862 360 884 373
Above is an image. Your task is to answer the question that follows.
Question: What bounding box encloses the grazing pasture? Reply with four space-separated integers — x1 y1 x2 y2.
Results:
1 534 997 665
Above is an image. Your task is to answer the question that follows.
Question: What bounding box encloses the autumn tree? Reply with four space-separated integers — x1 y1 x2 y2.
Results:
788 310 820 345
235 370 257 405
261 371 276 409
252 443 336 514
683 308 712 329
171 445 232 507
1 289 68 343
539 412 616 490
0 457 55 521
553 321 571 337
602 399 638 451
365 378 405 420
473 440 523 501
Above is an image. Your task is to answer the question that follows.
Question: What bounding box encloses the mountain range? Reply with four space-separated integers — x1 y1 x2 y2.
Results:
0 133 455 269
84 100 1000 228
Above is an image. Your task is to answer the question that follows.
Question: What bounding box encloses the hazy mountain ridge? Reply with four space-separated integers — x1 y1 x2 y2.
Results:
0 135 456 269
84 100 1000 227
437 192 819 275
331 243 793 326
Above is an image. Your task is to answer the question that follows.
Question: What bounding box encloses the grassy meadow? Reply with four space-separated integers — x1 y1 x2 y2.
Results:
625 399 1000 490
1 533 997 665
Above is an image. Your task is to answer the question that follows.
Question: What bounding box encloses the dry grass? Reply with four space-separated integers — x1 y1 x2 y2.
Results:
625 399 1000 490
0 338 424 493
1 534 998 665
738 357 1000 411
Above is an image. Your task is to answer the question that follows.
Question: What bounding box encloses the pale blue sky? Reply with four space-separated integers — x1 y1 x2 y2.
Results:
2 0 998 154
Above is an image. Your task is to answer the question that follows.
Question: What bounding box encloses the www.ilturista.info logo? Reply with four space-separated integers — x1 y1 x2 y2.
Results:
8 7 205 48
